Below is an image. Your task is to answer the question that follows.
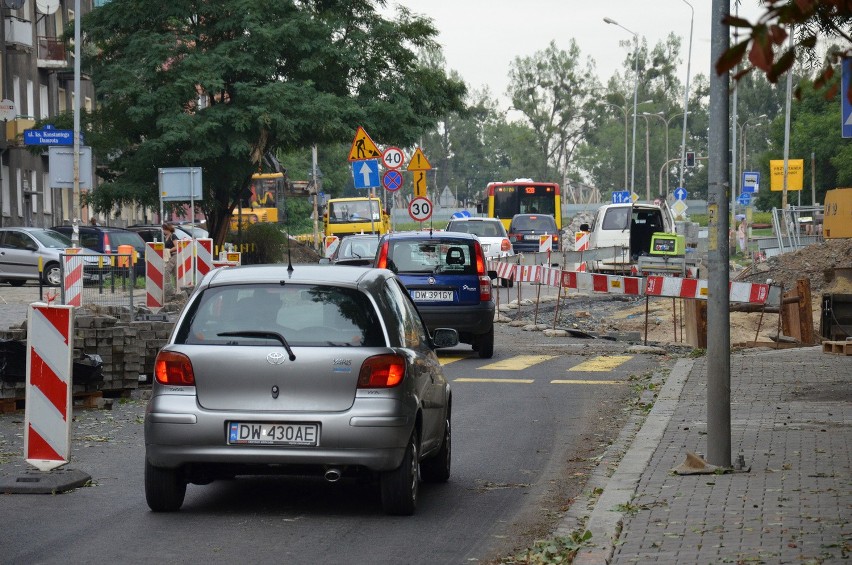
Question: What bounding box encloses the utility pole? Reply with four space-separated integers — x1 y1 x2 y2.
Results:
706 0 732 468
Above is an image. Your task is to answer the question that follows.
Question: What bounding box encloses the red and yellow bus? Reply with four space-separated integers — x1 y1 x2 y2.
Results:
484 179 562 230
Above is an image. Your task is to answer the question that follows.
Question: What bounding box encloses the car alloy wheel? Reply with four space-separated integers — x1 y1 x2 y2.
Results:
381 429 419 515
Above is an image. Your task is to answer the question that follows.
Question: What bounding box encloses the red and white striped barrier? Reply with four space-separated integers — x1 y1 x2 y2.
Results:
487 258 775 305
25 303 74 471
62 249 83 307
325 236 340 258
574 232 589 272
194 238 214 280
176 239 194 288
145 242 164 312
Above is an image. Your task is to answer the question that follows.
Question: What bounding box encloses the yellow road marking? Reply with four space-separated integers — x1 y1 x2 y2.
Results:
551 379 622 385
438 356 466 366
567 355 632 372
478 355 557 371
454 378 534 384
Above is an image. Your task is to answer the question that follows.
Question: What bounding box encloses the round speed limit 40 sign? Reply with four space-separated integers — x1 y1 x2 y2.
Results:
381 146 405 170
408 196 432 222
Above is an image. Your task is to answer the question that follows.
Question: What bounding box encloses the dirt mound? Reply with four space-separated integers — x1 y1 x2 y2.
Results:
737 238 852 294
286 238 322 263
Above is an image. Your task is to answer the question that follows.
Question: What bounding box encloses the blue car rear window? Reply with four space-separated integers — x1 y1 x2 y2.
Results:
388 240 476 275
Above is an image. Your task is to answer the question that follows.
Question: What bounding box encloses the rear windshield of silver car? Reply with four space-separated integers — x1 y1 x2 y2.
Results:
388 240 476 275
176 284 385 347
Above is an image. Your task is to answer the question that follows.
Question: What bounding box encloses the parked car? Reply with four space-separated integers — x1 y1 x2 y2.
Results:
375 231 495 358
174 222 209 238
127 224 193 244
144 264 457 515
51 225 148 277
320 233 381 266
0 227 105 286
507 213 560 254
444 216 514 282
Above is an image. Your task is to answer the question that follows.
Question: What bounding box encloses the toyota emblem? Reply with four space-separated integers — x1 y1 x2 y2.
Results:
267 352 286 365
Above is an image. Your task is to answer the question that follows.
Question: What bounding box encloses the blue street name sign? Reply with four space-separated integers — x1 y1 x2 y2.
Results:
673 187 687 201
611 190 631 204
24 127 76 146
351 159 380 189
737 192 752 206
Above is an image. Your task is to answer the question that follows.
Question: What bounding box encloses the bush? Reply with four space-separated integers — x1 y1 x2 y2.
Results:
227 223 288 264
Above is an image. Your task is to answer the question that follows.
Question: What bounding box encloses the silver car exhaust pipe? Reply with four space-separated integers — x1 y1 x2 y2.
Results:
324 468 342 483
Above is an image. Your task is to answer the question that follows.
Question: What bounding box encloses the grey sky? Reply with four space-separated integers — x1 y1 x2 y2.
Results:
391 0 764 107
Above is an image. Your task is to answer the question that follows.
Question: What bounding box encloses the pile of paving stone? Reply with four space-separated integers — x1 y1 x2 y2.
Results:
0 306 175 400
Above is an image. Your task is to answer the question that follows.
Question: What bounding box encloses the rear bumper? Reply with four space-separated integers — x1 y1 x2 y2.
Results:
145 394 414 472
416 301 495 335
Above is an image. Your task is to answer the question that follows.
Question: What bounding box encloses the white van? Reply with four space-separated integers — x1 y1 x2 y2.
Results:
580 202 675 274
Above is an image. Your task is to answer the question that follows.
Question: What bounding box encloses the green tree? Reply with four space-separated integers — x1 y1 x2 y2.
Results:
81 0 465 244
507 40 599 183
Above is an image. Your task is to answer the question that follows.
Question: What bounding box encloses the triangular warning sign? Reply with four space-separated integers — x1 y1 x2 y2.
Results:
406 147 432 171
347 126 382 161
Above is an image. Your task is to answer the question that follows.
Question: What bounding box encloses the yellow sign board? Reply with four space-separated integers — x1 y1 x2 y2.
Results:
412 170 428 197
406 147 432 171
347 126 382 161
769 159 804 191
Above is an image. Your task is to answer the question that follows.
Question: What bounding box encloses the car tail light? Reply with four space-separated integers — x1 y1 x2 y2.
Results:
508 232 521 242
473 241 492 301
501 238 511 252
358 354 406 388
552 233 559 246
155 351 195 386
376 241 389 268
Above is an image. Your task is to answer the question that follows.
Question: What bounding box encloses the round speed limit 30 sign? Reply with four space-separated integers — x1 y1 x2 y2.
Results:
408 196 432 222
381 146 405 170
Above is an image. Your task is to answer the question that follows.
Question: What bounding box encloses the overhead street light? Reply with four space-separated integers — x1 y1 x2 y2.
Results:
604 17 640 197
677 0 694 193
645 111 690 196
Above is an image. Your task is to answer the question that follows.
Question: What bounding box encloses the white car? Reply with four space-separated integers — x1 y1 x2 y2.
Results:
444 217 514 283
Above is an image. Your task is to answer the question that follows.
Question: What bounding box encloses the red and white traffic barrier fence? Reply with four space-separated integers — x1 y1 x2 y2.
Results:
194 238 214 280
25 303 74 471
62 248 84 307
487 260 515 281
573 232 589 272
561 271 645 296
175 239 194 288
145 242 164 312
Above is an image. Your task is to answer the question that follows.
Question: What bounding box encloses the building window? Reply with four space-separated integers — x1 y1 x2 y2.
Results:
27 80 34 118
40 84 49 119
58 87 66 112
16 169 23 218
1 165 10 217
43 172 52 214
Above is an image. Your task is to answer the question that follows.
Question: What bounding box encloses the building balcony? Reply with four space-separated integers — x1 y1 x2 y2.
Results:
4 16 33 52
5 118 36 144
37 36 67 68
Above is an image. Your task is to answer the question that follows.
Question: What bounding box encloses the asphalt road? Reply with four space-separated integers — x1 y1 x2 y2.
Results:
0 283 668 564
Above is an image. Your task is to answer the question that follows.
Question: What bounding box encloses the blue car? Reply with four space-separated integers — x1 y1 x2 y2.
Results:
376 231 495 358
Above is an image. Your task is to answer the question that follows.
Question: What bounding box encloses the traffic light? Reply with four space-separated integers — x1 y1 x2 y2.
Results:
686 151 696 167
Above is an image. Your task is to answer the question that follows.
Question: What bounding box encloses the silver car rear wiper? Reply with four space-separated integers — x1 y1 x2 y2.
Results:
217 331 296 361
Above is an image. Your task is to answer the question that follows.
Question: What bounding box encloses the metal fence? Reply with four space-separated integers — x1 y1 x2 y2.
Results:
60 253 137 310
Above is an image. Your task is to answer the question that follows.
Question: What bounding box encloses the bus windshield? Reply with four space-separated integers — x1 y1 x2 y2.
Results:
487 181 561 230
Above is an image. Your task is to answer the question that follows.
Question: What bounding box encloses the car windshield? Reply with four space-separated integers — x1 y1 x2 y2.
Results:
30 229 72 248
447 221 506 238
177 284 385 347
338 237 380 259
511 216 556 231
328 201 380 223
388 239 476 275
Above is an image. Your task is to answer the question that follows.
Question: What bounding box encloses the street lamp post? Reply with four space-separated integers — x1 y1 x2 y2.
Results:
646 111 690 196
604 17 640 197
636 113 653 201
738 114 767 192
603 102 630 190
677 0 694 193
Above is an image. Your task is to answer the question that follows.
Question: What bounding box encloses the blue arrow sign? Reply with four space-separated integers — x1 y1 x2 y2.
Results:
351 159 380 189
737 192 752 206
843 57 852 139
611 190 631 204
673 187 687 201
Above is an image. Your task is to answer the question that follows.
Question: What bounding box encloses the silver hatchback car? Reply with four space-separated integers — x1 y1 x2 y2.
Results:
144 264 458 515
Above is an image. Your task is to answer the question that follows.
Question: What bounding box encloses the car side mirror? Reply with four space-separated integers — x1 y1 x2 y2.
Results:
580 223 590 232
431 328 459 349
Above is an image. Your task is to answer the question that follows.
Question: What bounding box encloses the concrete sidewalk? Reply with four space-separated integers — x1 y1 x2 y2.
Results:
574 345 851 564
